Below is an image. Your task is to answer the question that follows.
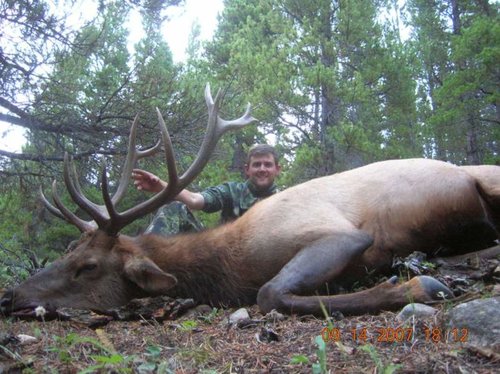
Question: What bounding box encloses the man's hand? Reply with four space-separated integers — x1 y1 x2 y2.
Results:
132 169 165 193
132 169 205 210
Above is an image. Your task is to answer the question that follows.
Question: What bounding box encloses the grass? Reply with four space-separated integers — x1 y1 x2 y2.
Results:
2 294 497 373
47 332 135 373
359 344 403 374
312 334 328 373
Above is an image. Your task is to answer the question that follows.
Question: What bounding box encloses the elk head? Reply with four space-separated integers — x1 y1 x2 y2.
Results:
0 84 255 317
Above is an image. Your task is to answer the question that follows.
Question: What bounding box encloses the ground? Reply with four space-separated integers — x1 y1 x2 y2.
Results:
1 252 499 373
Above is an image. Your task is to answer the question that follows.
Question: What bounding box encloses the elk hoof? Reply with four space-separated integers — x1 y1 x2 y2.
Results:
412 275 454 301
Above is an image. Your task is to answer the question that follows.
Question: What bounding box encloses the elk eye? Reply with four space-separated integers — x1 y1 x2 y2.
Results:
75 263 97 278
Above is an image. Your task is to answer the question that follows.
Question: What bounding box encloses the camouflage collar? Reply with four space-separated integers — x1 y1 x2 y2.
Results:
245 180 278 198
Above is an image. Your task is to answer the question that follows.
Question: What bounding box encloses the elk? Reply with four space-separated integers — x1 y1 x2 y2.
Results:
1 85 499 318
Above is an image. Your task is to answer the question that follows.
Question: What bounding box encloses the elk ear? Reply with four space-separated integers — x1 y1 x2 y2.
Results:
124 257 177 294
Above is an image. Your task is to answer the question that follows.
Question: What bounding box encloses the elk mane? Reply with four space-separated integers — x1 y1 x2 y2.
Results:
138 229 257 306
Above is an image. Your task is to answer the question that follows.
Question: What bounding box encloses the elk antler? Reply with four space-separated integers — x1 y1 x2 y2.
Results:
42 84 256 235
40 114 161 232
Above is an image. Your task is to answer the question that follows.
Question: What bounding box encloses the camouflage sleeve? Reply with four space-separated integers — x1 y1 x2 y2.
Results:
200 183 234 213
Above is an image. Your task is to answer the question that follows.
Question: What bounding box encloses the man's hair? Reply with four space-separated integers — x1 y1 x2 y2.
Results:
246 144 279 165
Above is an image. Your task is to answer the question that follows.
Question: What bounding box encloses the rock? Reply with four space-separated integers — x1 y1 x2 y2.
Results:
262 309 286 322
0 333 16 346
494 265 500 276
17 334 37 345
493 284 500 295
255 327 279 343
445 297 500 352
181 304 213 319
396 303 439 322
228 307 250 325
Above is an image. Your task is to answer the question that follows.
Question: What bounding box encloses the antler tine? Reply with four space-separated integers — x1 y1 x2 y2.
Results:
46 112 177 235
104 108 181 232
107 84 256 233
63 153 109 229
179 83 256 185
207 84 256 137
43 84 255 236
51 181 97 232
218 102 255 133
39 183 97 232
156 107 180 190
39 186 67 221
101 160 121 234
112 114 162 205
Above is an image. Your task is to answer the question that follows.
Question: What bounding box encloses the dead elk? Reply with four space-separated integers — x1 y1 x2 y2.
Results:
1 89 499 317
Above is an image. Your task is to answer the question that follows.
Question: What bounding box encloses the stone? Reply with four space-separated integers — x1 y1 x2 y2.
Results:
445 297 500 352
17 334 37 345
228 307 250 325
396 303 439 322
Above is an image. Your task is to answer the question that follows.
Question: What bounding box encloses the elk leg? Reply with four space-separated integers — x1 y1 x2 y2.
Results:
256 231 453 316
431 243 500 266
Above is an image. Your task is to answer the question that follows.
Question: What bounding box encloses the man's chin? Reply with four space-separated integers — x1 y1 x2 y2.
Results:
253 180 272 190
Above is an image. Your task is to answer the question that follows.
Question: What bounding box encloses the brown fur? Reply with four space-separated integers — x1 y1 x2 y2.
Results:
137 231 257 305
2 158 499 316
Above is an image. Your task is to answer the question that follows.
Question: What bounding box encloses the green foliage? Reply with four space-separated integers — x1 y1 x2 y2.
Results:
207 0 425 177
280 143 323 186
1 0 188 287
0 191 30 254
47 333 182 373
178 319 199 332
433 15 499 164
360 344 403 374
136 344 174 374
290 354 309 365
312 335 328 374
130 20 177 111
408 0 499 164
49 332 135 373
198 307 221 324
1 0 498 287
0 188 70 287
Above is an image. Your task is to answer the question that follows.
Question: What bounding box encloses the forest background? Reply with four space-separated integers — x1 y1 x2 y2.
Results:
0 0 498 285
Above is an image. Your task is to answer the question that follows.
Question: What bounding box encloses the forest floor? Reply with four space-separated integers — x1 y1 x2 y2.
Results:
1 253 499 373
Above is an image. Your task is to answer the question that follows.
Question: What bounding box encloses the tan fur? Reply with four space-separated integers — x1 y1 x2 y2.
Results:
2 158 499 316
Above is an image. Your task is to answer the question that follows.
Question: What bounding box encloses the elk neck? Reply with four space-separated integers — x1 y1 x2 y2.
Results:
133 224 258 307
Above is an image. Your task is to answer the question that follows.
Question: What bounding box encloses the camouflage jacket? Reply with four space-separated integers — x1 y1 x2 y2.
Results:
201 180 279 223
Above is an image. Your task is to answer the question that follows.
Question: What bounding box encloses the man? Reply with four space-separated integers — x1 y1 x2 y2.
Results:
132 144 281 235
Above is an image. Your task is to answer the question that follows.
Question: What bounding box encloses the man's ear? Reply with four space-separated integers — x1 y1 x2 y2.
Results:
124 256 177 294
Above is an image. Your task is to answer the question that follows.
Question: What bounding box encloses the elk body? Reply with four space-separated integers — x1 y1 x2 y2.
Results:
1 86 499 317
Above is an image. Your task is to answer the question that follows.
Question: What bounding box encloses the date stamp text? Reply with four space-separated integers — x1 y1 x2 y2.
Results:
321 326 468 344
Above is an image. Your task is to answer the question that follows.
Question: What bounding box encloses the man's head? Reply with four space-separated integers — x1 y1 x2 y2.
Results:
245 144 281 191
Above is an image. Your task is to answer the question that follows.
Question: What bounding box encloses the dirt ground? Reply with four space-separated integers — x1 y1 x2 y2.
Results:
1 253 499 373
0 302 499 373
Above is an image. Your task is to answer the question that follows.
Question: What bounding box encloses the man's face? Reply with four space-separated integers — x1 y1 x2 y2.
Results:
245 153 281 190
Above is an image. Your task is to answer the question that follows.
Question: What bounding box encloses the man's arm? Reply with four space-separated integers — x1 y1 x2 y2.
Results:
131 169 205 210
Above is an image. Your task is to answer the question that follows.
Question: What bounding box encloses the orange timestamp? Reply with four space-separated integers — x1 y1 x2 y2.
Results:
321 326 468 344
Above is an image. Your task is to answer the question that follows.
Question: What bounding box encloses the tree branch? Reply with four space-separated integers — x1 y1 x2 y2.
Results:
0 98 78 133
0 148 123 162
